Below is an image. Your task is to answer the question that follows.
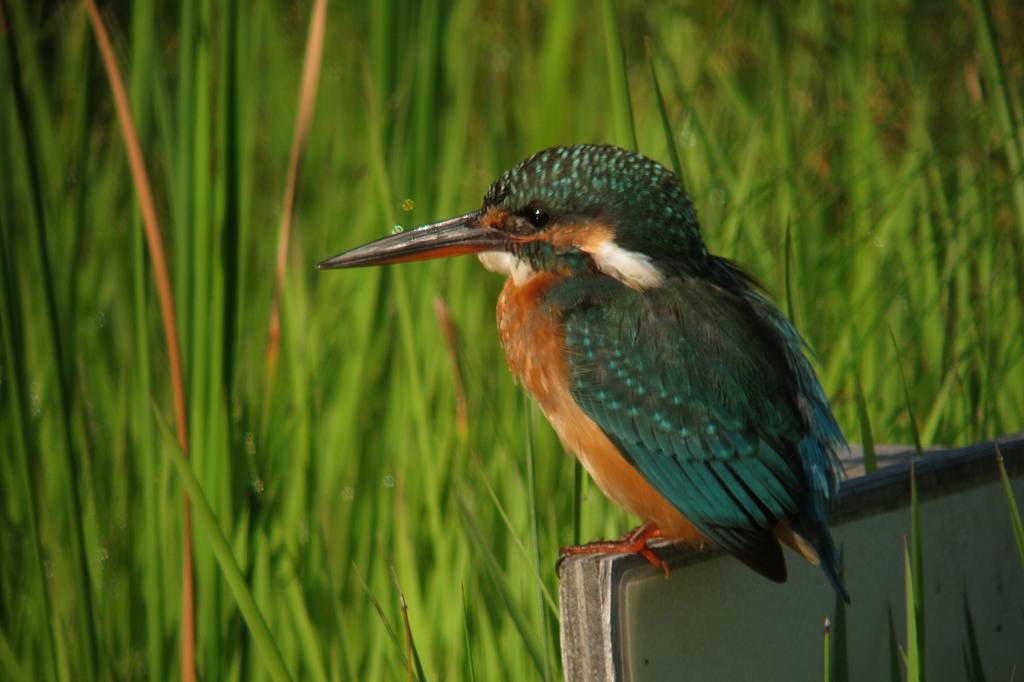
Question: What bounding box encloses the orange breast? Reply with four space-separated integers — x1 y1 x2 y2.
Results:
496 273 704 543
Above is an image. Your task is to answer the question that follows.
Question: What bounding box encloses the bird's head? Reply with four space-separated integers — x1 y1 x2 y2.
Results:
319 144 708 289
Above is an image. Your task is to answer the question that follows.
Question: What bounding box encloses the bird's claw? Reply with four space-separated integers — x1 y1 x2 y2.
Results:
556 522 671 578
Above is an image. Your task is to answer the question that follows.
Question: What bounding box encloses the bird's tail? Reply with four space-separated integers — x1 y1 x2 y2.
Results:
790 432 851 603
791 513 850 604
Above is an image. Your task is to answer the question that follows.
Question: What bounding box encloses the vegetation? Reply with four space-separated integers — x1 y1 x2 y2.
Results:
1 0 1022 679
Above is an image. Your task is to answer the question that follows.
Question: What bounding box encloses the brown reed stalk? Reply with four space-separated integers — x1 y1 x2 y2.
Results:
433 297 468 435
83 3 195 680
266 0 327 385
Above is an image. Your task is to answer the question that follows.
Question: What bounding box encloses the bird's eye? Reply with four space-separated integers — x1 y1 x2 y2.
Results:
527 207 550 229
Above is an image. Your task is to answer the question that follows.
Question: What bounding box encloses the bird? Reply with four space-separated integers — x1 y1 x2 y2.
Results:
319 144 850 602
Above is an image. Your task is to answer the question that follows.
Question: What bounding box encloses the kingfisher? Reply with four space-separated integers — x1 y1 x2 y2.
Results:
319 144 850 602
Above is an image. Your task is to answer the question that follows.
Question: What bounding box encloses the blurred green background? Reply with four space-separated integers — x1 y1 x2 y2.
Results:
2 0 1023 679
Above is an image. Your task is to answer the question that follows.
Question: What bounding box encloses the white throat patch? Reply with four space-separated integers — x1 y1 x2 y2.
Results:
477 251 535 285
477 238 664 291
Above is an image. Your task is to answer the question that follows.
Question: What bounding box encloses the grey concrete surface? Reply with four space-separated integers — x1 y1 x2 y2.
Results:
558 433 1024 682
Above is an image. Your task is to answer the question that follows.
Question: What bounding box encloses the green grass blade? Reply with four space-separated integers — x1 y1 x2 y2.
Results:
352 562 416 678
468 451 558 618
461 585 477 682
127 1 166 676
996 446 1024 573
971 0 1024 237
525 403 554 681
854 369 877 474
647 46 685 188
283 569 328 682
784 219 796 324
165 441 293 682
220 0 243 396
908 463 925 681
0 628 27 681
903 539 920 682
390 567 428 682
823 618 831 682
0 214 60 682
458 497 547 678
5 17 98 677
601 0 638 151
920 369 957 446
890 328 923 455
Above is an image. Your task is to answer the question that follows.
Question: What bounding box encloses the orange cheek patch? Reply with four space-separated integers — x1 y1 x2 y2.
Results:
506 219 614 252
481 210 616 255
544 221 614 252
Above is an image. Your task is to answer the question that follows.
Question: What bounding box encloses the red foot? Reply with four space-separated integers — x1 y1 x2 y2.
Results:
559 522 670 578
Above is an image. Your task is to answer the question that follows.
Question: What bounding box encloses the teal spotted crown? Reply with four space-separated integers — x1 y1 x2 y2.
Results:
483 144 708 271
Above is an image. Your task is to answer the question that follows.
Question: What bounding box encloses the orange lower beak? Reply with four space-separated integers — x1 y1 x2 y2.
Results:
317 211 509 269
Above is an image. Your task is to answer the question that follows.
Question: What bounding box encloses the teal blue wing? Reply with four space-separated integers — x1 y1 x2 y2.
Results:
554 269 845 587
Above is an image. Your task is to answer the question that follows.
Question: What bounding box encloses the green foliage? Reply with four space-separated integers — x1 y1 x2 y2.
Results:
997 448 1024 573
904 464 925 681
903 541 922 682
2 0 1023 679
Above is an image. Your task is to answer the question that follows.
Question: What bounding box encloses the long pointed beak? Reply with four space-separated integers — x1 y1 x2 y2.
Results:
317 211 508 269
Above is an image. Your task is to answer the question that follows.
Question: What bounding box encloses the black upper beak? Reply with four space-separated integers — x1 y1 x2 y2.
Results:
317 211 509 270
